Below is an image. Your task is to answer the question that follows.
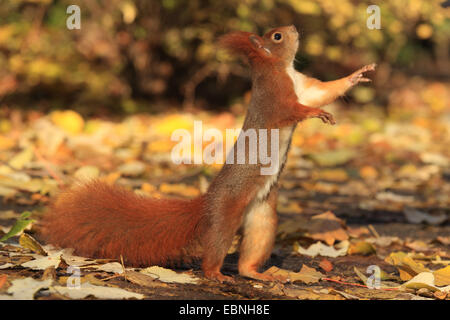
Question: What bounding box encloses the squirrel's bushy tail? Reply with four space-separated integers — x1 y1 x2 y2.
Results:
39 180 206 266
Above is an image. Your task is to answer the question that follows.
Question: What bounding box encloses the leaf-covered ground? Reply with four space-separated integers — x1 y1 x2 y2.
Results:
0 80 449 300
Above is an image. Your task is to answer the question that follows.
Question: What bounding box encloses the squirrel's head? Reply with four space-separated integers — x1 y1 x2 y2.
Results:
262 25 299 66
219 25 299 68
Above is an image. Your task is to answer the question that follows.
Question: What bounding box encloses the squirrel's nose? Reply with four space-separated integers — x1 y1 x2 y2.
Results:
289 25 297 32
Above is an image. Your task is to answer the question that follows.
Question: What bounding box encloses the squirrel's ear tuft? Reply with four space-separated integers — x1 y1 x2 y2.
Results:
218 31 270 62
249 35 271 56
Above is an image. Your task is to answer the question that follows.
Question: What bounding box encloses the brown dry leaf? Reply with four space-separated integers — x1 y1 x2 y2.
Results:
433 291 447 300
348 241 376 255
41 266 56 281
282 287 323 300
264 265 323 284
435 236 450 246
268 283 327 300
347 226 370 238
319 258 333 272
328 289 360 300
304 211 349 246
405 240 430 252
0 274 7 290
125 270 163 288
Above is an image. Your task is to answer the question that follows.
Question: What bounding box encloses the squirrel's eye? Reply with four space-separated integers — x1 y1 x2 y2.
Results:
273 33 282 42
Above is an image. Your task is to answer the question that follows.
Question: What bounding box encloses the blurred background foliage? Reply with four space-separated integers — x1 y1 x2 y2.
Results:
0 0 448 115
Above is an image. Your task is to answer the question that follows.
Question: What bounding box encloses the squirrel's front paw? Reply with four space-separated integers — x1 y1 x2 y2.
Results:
315 110 336 125
349 63 376 85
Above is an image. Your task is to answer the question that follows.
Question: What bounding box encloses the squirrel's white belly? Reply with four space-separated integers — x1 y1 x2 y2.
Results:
256 125 295 200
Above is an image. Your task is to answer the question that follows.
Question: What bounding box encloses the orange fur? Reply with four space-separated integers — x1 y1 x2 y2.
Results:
39 181 205 266
219 31 272 67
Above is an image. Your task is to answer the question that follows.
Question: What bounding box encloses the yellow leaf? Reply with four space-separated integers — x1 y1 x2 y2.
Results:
348 241 376 255
19 233 47 256
51 110 84 134
9 147 34 170
434 266 450 287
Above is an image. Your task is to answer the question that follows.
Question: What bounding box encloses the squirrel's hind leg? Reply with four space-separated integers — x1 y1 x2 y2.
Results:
238 189 286 282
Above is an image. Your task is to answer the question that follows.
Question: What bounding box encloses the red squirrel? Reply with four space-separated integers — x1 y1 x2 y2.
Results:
39 26 375 283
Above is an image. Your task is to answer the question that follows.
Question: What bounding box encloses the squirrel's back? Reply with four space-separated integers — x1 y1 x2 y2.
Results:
39 180 206 266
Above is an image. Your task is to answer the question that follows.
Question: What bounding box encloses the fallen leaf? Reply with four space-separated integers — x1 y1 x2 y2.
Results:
353 267 399 290
124 270 162 288
296 240 349 258
405 240 430 252
51 282 144 299
347 226 370 238
0 274 7 289
21 251 62 270
19 233 47 256
366 236 403 247
434 236 450 246
6 278 52 300
433 291 447 300
385 252 429 281
51 110 84 134
264 265 323 284
41 266 56 281
319 258 333 272
93 262 124 274
304 211 349 245
433 266 450 286
402 272 439 292
348 241 376 255
140 266 199 284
